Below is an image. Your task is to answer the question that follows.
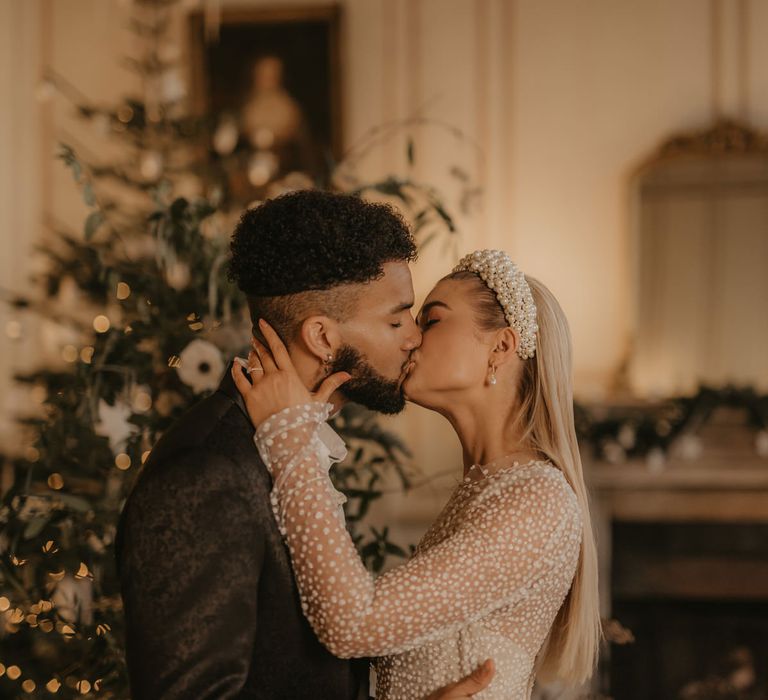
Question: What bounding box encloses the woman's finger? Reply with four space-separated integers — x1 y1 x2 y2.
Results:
246 350 264 375
252 336 278 373
258 319 293 371
314 371 351 405
231 361 253 397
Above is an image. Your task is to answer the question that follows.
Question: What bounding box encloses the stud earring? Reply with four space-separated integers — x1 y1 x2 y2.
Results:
488 365 497 386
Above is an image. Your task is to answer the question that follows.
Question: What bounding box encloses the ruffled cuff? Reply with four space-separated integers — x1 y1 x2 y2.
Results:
254 401 333 472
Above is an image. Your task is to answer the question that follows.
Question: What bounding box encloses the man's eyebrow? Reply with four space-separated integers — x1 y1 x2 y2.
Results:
417 300 451 321
389 301 415 314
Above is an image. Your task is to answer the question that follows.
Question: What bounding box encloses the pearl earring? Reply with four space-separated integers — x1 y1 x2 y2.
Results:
488 365 497 385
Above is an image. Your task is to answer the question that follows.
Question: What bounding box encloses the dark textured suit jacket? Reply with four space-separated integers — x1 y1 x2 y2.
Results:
116 365 369 699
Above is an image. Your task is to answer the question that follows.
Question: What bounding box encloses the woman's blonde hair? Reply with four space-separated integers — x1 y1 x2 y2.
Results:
446 270 602 686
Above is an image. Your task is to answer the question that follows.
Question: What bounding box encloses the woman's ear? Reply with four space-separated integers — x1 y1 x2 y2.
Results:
490 327 520 366
299 315 341 363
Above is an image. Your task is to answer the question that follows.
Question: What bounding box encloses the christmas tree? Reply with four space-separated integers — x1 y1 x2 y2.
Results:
0 1 463 697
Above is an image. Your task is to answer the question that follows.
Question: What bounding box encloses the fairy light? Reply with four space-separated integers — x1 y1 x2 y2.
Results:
141 450 151 464
22 679 36 693
48 473 64 490
132 390 152 413
92 315 110 333
116 104 133 123
115 453 131 470
0 597 10 612
116 282 131 300
46 679 61 692
75 563 92 580
61 345 78 363
7 665 21 680
39 619 54 633
77 680 92 694
80 346 94 364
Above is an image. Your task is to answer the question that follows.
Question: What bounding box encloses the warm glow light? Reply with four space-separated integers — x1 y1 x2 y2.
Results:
76 680 91 694
22 679 36 693
46 679 61 692
115 453 131 470
61 345 78 363
141 450 151 464
75 563 91 580
116 282 131 300
92 315 110 333
7 665 21 680
0 597 10 612
48 473 64 490
80 346 94 364
24 447 39 462
39 619 54 633
133 391 152 412
117 105 133 123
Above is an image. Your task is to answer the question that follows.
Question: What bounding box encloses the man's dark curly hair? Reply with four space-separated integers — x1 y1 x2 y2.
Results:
228 189 417 342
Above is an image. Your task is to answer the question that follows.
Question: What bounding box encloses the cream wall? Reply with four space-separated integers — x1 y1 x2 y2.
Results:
0 0 44 449
2 0 767 499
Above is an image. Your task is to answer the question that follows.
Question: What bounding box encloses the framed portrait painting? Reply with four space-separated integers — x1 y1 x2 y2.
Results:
189 5 343 206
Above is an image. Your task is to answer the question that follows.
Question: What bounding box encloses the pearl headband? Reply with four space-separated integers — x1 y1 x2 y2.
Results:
452 249 538 359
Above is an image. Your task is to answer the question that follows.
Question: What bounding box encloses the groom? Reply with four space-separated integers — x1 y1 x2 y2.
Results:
116 190 494 699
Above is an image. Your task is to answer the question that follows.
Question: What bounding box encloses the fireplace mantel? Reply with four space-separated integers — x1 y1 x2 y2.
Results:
588 458 768 522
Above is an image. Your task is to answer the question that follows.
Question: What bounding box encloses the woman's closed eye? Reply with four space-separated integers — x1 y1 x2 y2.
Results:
423 318 439 330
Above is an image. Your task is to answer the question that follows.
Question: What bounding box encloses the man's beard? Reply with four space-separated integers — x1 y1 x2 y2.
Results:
329 344 406 415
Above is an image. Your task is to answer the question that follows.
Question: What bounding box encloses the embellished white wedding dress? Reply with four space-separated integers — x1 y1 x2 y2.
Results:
255 402 582 700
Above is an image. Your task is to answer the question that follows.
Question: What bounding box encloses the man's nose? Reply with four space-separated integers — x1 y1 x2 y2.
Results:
403 316 422 351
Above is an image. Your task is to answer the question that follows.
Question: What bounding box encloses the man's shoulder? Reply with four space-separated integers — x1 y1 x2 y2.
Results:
129 389 267 499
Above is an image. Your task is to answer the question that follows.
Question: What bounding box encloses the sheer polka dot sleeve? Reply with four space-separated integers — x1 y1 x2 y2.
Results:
254 401 582 659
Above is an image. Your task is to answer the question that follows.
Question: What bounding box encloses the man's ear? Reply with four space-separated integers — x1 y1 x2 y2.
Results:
490 327 520 366
299 315 341 362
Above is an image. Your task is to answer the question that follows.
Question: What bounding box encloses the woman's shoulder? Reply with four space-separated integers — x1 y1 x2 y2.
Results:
478 460 580 526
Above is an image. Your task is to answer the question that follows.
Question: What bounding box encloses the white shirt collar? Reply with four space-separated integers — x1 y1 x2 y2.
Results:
317 420 348 464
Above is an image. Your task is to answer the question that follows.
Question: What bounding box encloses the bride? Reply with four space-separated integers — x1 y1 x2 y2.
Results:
231 249 601 699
